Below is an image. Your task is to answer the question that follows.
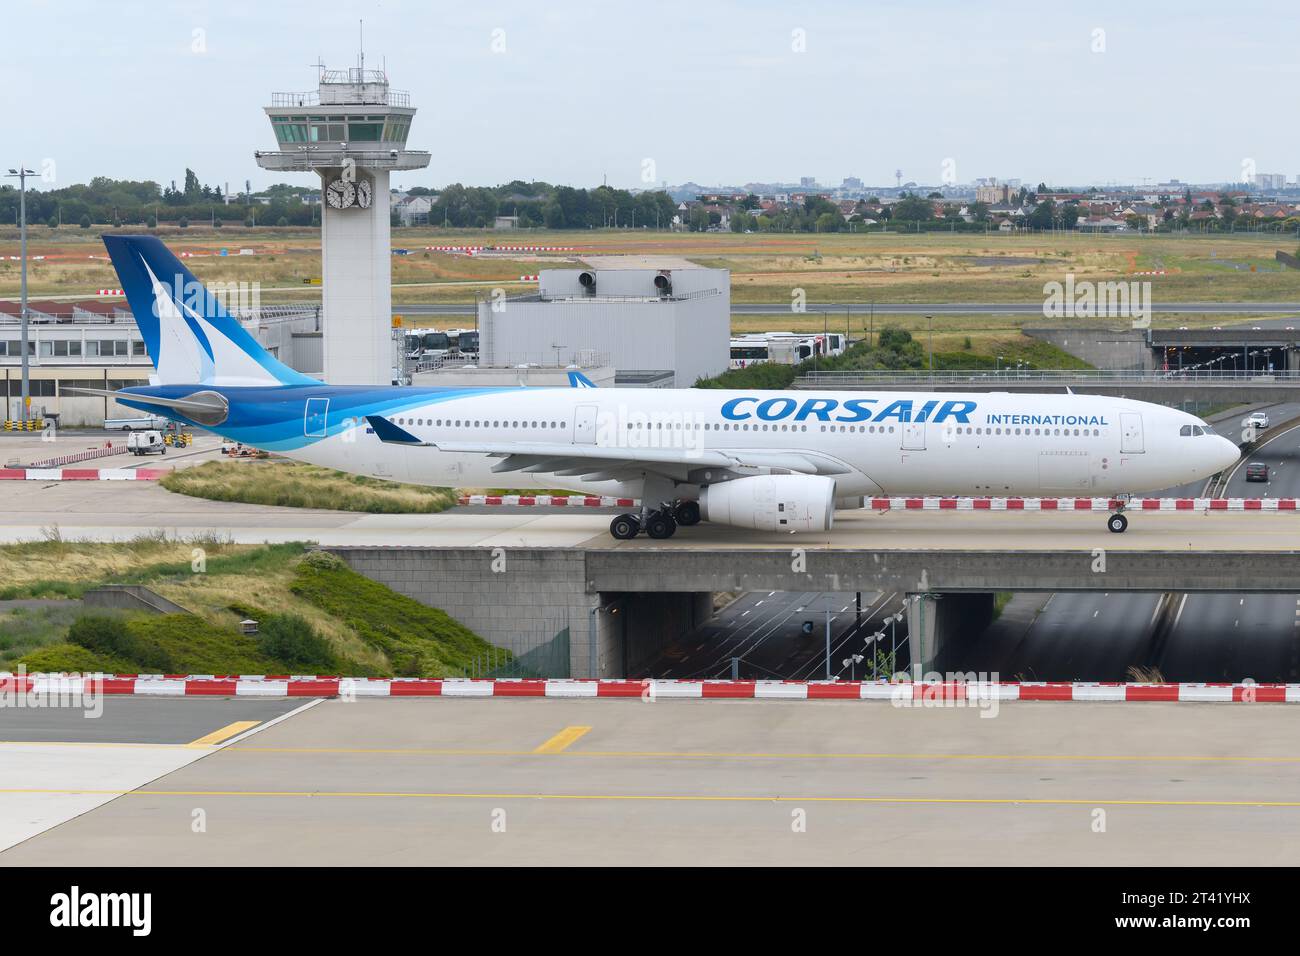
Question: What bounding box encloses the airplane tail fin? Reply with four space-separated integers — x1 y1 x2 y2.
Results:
102 235 320 387
567 370 597 388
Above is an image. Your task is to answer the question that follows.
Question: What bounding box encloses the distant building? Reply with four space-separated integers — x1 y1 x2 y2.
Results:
395 194 436 226
493 215 520 230
976 183 1015 205
477 268 730 387
1255 173 1287 192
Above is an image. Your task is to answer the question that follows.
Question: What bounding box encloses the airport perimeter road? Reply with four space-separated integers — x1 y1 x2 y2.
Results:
390 302 1300 317
642 590 899 681
1157 413 1300 681
5 698 1300 866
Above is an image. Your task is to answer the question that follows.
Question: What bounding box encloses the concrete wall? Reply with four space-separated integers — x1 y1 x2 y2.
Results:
1024 327 1154 370
325 547 719 678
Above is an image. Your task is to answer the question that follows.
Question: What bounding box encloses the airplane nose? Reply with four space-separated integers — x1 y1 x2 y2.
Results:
1214 435 1240 473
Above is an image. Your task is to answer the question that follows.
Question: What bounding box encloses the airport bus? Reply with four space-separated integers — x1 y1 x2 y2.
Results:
404 329 453 362
449 328 480 360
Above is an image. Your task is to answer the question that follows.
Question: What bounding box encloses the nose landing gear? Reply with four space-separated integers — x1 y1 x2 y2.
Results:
1107 512 1128 534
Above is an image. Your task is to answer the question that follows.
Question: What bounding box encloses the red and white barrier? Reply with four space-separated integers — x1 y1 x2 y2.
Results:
457 494 1300 513
519 274 539 281
495 246 575 252
869 496 1300 512
0 468 166 481
3 674 1296 703
96 289 124 296
458 493 636 508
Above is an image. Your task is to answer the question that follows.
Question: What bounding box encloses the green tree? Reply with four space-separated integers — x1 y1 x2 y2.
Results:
78 213 91 229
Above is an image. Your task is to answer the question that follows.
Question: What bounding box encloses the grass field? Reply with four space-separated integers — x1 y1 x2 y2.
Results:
1 543 498 677
159 459 458 513
4 226 1299 315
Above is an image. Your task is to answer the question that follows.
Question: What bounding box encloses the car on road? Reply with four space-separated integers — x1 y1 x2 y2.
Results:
1245 461 1269 482
1245 411 1271 430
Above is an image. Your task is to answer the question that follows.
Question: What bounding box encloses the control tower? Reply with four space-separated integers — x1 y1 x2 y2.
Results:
257 65 429 385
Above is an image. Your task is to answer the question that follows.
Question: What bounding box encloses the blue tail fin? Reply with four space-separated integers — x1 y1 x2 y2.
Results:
103 235 319 387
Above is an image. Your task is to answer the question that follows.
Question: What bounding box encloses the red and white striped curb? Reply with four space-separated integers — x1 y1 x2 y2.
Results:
4 675 1296 702
459 493 636 508
0 468 166 481
519 274 539 281
495 246 575 252
424 245 484 252
868 496 1300 512
458 494 1297 513
1132 270 1167 276
95 289 124 296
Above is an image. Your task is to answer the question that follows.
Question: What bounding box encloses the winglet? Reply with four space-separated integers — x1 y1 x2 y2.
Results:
567 370 597 388
365 415 432 446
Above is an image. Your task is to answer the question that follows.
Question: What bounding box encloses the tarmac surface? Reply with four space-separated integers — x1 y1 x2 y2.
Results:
3 696 1300 865
3 478 1300 549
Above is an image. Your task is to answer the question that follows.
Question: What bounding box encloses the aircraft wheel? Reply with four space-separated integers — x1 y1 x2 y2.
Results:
673 500 701 526
610 514 640 540
1107 513 1128 534
645 512 677 540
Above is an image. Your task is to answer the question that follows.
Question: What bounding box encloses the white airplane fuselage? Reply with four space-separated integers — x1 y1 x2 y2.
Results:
286 387 1238 500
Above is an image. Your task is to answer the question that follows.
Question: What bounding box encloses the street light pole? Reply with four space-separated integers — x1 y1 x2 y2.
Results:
5 167 34 423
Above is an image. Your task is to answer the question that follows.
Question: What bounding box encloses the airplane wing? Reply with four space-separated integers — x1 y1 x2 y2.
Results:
364 415 852 482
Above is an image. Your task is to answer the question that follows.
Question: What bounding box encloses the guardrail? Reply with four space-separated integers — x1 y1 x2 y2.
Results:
797 369 1300 387
26 444 120 469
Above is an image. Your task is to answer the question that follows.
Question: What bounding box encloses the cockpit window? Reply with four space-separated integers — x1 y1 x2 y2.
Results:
1180 424 1193 436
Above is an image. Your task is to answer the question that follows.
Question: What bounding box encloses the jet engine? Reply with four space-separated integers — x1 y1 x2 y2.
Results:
698 474 836 532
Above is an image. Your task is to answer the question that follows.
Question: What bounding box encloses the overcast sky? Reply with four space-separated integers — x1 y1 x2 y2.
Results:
6 0 1298 193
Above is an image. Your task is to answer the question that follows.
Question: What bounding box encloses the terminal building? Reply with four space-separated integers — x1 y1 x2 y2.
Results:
0 301 321 426
473 268 730 387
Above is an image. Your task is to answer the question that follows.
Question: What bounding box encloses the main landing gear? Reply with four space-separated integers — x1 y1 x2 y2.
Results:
609 500 701 540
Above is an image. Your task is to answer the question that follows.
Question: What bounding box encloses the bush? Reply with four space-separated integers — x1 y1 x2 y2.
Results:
19 642 133 674
67 614 175 671
78 214 91 229
244 216 255 227
257 613 335 668
46 216 58 229
146 214 157 228
178 217 189 228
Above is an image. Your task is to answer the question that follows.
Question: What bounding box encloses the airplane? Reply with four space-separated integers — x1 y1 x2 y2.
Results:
90 236 1239 540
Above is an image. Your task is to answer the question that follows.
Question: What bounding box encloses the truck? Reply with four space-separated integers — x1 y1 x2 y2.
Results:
126 430 168 455
104 414 168 432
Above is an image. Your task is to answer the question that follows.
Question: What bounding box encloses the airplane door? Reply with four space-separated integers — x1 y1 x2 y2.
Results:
1120 412 1144 453
574 404 598 444
901 421 926 451
304 397 328 437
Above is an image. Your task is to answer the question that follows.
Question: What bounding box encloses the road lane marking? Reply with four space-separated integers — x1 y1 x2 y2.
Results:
186 721 260 748
533 725 592 754
222 746 1300 764
2 788 1299 808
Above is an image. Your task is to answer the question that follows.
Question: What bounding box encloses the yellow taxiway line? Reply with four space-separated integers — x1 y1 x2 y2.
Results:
532 726 592 754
